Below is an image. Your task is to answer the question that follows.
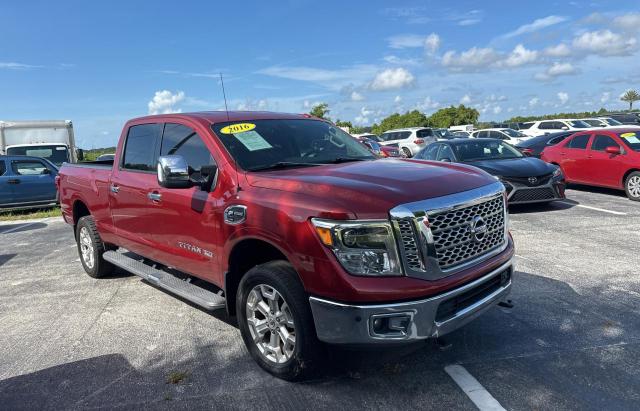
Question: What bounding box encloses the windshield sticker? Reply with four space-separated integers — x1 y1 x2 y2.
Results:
235 130 273 151
620 132 637 138
220 123 256 135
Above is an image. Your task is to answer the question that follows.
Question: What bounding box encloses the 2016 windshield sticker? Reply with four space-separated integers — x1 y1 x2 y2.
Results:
235 130 273 151
220 123 256 134
620 132 637 138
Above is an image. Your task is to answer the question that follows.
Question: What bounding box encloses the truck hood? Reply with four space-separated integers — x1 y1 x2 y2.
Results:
245 159 496 218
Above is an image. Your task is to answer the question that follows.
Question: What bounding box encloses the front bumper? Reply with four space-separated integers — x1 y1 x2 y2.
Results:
309 259 513 344
503 179 565 204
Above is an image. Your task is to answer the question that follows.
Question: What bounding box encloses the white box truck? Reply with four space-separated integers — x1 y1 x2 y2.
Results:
0 120 82 167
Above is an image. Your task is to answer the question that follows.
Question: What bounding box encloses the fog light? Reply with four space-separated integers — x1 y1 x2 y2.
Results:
370 313 413 338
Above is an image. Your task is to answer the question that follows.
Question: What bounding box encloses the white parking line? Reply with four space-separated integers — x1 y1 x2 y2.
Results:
445 365 506 411
560 201 627 216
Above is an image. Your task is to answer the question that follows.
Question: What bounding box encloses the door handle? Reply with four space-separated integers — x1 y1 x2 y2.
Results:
110 184 119 193
7 179 20 184
147 192 162 202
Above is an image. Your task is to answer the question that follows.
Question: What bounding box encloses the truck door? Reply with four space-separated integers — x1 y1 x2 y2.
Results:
146 122 222 280
8 158 57 203
109 123 163 259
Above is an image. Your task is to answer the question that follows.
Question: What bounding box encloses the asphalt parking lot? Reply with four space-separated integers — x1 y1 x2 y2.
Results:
1 186 639 410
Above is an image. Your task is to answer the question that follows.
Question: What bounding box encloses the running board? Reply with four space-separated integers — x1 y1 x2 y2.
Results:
103 251 226 310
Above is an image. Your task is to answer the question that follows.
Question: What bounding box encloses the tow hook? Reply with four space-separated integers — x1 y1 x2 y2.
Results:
498 299 514 309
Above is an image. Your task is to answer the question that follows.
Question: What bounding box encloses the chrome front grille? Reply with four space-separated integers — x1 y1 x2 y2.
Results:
390 182 508 279
429 195 505 269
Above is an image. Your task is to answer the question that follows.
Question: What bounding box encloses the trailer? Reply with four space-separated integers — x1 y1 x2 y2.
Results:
0 120 82 166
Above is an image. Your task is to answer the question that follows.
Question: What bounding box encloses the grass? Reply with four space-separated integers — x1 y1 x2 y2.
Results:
166 371 188 385
0 206 61 221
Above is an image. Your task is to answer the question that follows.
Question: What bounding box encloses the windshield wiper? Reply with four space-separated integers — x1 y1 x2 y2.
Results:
320 157 371 164
248 162 322 172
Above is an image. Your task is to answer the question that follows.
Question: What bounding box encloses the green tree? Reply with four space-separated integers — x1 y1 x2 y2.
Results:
334 119 353 129
427 105 479 128
371 110 428 134
621 89 640 110
309 103 330 119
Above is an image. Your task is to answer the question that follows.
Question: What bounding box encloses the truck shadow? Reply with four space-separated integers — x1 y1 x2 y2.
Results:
0 222 48 234
1 270 637 409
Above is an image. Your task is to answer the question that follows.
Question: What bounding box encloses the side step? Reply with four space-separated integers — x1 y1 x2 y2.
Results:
103 251 226 310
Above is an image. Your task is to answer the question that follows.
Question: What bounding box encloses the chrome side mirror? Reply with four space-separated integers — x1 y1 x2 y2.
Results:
157 155 192 189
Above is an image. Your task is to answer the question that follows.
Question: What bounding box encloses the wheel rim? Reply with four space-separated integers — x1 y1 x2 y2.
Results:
79 227 95 269
245 284 296 364
628 176 640 198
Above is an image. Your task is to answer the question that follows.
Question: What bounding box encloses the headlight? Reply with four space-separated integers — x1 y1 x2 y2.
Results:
311 219 403 276
552 167 563 179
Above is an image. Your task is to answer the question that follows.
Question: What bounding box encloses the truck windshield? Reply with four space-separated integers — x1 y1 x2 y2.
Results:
211 119 375 171
6 145 69 166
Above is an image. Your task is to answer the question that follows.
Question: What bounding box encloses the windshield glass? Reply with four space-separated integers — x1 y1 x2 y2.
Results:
501 129 527 137
453 139 524 161
604 118 623 126
569 120 591 128
6 145 69 166
583 119 602 127
212 119 375 171
619 131 640 152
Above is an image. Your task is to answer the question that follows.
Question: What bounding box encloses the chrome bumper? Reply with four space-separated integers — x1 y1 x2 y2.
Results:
309 259 513 344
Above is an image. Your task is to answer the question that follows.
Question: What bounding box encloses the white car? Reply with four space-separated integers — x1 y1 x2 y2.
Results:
520 119 592 137
470 128 532 144
581 117 628 128
377 127 435 157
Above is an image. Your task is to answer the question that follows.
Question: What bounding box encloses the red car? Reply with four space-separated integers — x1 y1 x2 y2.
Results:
541 128 640 200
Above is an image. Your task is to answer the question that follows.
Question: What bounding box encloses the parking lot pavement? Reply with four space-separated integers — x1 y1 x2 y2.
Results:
1 187 639 410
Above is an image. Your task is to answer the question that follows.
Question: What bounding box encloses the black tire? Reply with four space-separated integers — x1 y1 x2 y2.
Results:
624 171 640 201
236 260 324 381
76 216 114 278
402 147 412 158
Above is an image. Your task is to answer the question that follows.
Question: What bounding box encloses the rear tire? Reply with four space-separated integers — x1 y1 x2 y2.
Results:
236 261 323 381
402 147 412 158
76 216 114 278
625 172 640 201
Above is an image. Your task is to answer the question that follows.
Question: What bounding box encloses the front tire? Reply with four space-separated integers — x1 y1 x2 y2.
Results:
76 216 114 278
625 171 640 201
402 147 412 158
236 261 323 381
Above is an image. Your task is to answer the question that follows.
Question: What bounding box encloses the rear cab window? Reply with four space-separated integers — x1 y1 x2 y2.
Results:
567 134 590 149
121 123 162 172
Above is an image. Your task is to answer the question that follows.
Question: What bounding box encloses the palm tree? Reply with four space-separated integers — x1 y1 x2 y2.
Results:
621 89 640 110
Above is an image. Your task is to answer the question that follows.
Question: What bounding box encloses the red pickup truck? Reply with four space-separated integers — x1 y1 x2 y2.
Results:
58 112 514 380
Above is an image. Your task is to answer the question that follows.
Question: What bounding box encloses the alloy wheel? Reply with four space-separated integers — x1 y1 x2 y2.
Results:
628 175 640 199
245 284 296 364
79 226 95 269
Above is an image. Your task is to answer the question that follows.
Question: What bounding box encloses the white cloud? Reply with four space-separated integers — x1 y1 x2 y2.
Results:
387 34 426 49
237 99 269 111
600 92 610 103
458 18 482 26
493 106 502 115
501 44 538 67
383 55 419 65
544 43 571 57
557 92 569 105
148 90 185 115
534 62 577 81
529 97 539 107
572 30 637 56
369 68 415 91
425 33 441 53
394 95 402 103
442 47 500 71
0 61 40 70
258 64 378 90
613 13 640 33
415 96 439 111
502 15 568 39
350 91 365 101
460 94 472 104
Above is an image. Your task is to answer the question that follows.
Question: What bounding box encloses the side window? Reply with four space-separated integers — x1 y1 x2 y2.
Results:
12 160 48 175
437 145 455 161
478 131 489 138
548 135 567 145
520 122 533 130
161 123 215 172
399 131 412 140
489 131 505 139
420 144 440 160
591 135 619 151
0 161 5 176
567 134 590 149
122 123 162 171
538 122 553 130
417 129 433 138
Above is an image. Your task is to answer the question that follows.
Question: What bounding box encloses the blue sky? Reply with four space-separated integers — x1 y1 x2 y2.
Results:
2 1 640 148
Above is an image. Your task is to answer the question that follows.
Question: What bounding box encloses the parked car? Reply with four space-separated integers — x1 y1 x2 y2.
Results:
415 139 565 204
96 153 115 161
451 131 471 138
0 155 59 209
513 131 575 158
541 128 640 201
433 128 457 140
607 112 640 125
377 127 435 157
520 119 592 137
581 117 624 128
471 128 531 144
354 136 402 158
58 111 514 380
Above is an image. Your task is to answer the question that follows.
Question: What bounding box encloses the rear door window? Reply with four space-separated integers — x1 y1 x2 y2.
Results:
567 134 590 149
416 129 433 138
161 123 215 172
436 145 455 161
122 123 162 171
398 131 412 140
418 144 440 160
591 135 619 151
